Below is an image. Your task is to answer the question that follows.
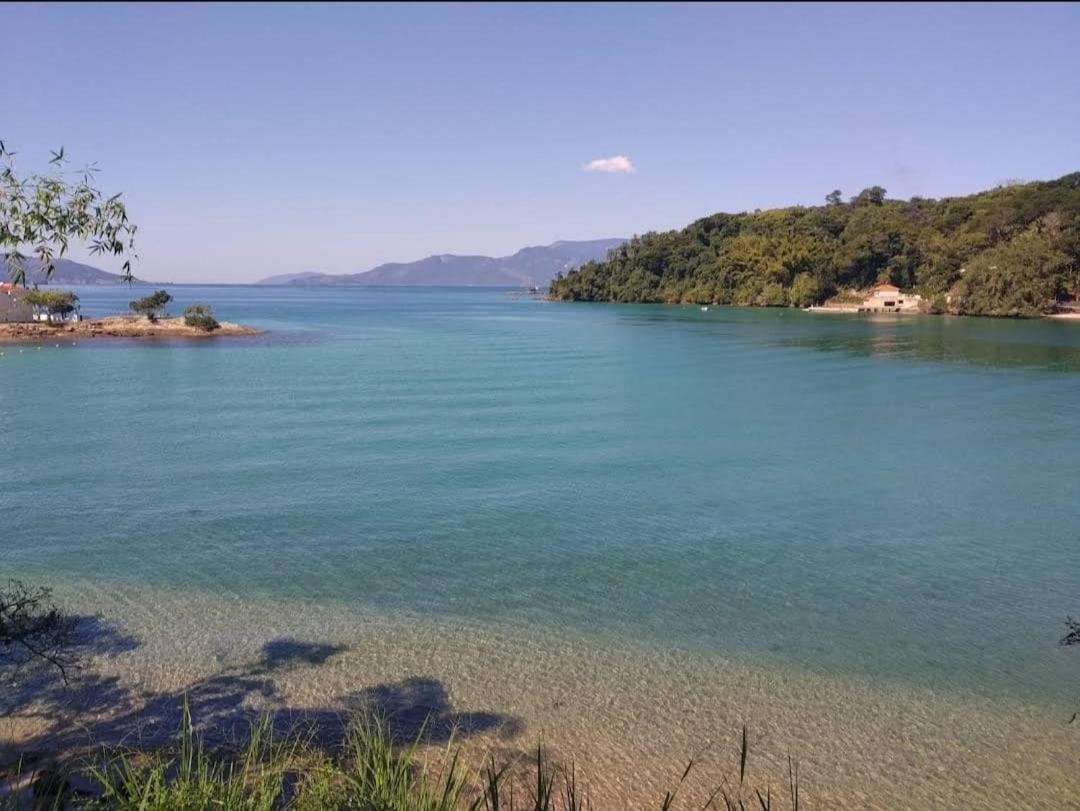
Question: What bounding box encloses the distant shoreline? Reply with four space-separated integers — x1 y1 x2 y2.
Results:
0 315 262 343
551 297 1080 321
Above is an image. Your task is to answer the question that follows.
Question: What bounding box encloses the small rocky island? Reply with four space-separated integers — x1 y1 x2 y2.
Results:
0 286 262 342
0 315 262 342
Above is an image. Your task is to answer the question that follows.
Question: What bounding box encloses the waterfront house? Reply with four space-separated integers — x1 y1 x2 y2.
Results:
860 284 923 313
23 289 83 323
31 301 82 323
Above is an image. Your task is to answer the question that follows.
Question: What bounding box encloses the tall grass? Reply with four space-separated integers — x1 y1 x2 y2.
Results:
337 716 478 811
2 701 804 810
87 697 292 810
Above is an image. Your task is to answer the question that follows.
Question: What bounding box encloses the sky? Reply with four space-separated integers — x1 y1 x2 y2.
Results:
6 2 1079 283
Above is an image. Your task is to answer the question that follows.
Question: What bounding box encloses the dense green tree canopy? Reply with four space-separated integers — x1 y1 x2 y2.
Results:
549 174 1080 316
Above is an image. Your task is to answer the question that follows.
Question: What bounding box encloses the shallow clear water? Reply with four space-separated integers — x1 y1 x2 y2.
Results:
3 286 1080 709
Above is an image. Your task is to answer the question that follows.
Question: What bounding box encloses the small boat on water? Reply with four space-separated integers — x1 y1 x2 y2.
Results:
701 306 708 312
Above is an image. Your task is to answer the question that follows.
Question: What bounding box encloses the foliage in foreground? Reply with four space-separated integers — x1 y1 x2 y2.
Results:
548 173 1080 316
6 700 802 810
0 580 76 681
183 303 220 332
1 140 138 287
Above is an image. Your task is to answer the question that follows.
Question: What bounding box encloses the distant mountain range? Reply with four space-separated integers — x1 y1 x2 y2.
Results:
2 238 627 288
2 257 146 285
257 239 627 287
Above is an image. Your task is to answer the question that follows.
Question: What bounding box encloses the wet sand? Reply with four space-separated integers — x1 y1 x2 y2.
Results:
3 582 1079 808
0 315 261 342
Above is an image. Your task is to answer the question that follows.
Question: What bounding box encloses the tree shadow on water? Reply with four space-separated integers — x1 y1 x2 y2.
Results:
3 633 522 764
1 615 141 720
68 616 141 659
343 676 523 744
256 637 348 672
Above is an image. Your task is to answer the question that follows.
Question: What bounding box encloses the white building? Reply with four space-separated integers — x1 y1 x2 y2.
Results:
860 284 922 313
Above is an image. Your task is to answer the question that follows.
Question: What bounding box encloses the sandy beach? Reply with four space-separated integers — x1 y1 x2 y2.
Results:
4 583 1079 809
0 315 261 342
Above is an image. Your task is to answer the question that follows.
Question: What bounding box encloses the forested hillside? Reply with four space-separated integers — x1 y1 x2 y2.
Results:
549 174 1080 316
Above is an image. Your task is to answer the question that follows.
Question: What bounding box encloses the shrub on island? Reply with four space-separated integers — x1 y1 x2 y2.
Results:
129 289 172 322
183 303 220 332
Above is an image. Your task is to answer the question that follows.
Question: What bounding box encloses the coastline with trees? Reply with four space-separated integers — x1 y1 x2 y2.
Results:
548 174 1080 319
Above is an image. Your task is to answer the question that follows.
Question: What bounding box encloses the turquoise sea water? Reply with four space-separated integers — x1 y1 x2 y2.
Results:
3 286 1080 709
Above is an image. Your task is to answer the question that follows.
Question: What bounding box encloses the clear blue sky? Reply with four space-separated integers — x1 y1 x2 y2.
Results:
7 2 1079 283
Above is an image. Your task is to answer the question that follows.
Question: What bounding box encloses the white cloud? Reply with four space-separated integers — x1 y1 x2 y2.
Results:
583 155 635 174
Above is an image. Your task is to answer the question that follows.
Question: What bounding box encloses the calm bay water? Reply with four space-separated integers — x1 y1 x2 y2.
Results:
3 285 1080 710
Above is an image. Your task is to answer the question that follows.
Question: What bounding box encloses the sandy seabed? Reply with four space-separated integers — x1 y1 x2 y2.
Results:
3 582 1079 809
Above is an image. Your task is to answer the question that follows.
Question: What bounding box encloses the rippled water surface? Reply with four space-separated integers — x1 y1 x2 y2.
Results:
3 286 1080 710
